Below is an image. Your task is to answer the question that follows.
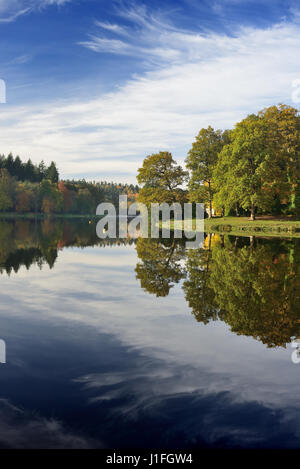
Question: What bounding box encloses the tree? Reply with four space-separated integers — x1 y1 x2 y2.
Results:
14 156 24 180
38 160 47 181
58 181 73 212
186 126 224 218
15 184 32 212
40 179 63 214
46 161 59 184
214 114 275 220
77 188 94 214
4 153 15 175
259 104 300 216
137 152 188 206
24 159 37 182
0 169 15 211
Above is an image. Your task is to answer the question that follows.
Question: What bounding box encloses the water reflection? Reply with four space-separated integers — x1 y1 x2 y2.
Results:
0 219 136 274
0 219 300 448
135 234 300 348
135 238 186 297
1 220 299 349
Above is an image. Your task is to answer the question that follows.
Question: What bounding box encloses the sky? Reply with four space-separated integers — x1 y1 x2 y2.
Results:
0 0 300 183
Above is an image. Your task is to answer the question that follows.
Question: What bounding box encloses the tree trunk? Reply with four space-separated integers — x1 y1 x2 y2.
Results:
208 181 212 219
250 203 256 221
235 202 239 217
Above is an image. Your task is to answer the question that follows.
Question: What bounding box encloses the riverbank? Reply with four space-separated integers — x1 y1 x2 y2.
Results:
162 216 300 238
1 213 300 238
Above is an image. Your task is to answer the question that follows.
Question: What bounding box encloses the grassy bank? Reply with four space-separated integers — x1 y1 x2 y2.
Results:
162 216 300 238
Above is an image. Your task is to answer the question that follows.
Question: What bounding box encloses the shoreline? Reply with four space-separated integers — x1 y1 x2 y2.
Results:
162 216 300 239
1 213 300 238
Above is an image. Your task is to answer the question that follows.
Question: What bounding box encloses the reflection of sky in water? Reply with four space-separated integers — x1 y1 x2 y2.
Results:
0 245 300 448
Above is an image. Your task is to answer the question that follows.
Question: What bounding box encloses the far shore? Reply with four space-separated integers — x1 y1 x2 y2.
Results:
1 212 300 238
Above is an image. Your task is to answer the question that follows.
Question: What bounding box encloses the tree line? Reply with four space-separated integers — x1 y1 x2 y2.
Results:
137 104 300 220
0 153 139 215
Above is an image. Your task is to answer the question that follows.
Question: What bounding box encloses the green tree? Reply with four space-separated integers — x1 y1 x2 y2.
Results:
137 152 188 207
186 126 224 218
40 179 63 214
38 160 47 181
46 161 59 184
77 188 94 214
14 156 24 180
259 104 300 216
0 168 16 211
4 153 15 175
214 114 275 220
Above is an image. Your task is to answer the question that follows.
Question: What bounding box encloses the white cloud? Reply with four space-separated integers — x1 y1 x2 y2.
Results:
95 20 130 36
1 7 300 182
0 0 71 22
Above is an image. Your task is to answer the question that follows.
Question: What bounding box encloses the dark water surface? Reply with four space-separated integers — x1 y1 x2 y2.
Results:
0 219 299 449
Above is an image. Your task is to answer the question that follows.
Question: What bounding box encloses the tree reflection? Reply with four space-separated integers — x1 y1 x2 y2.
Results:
0 219 136 274
136 234 300 348
183 234 219 324
209 237 300 347
1 219 300 349
184 236 300 348
135 238 186 297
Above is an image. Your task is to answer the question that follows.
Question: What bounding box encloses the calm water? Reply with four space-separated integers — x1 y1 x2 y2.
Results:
0 219 299 449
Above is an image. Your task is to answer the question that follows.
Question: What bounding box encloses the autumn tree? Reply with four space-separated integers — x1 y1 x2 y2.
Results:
259 104 300 216
58 181 73 212
214 114 276 220
137 152 188 207
40 179 63 215
186 126 225 218
15 184 32 212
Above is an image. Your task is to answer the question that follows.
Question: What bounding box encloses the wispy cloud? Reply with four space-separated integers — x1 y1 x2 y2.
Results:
7 54 32 65
1 4 300 182
95 20 130 36
0 0 71 22
80 3 191 65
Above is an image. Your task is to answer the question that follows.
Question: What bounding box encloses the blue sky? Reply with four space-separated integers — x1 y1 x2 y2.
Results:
0 0 299 182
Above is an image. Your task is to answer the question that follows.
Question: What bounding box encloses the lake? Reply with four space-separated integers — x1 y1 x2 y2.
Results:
0 218 299 449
